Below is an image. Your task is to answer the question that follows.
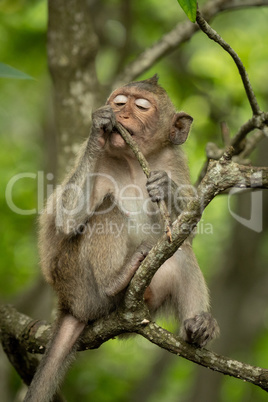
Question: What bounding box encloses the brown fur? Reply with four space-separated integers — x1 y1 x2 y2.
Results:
25 76 219 402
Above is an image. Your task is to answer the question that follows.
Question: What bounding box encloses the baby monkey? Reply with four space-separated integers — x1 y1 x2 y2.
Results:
24 75 219 402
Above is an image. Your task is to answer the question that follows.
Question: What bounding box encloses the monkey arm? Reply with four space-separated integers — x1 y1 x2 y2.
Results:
105 243 151 297
54 106 117 235
53 141 103 234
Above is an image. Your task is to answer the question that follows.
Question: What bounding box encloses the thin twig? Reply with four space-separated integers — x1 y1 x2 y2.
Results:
196 9 261 116
220 121 230 145
137 321 268 392
241 130 265 158
113 0 268 87
231 113 268 148
115 122 151 175
115 122 172 242
193 10 268 184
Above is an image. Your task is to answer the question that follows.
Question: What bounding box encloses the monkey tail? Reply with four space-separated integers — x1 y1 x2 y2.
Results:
24 314 85 402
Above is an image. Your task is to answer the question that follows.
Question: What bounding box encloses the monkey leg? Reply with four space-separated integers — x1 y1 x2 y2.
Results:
144 243 219 347
104 242 152 297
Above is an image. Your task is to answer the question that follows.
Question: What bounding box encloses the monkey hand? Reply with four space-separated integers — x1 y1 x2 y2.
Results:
183 312 220 348
91 105 116 147
146 170 171 202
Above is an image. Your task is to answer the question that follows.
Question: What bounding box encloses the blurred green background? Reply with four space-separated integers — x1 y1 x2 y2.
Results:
1 0 268 401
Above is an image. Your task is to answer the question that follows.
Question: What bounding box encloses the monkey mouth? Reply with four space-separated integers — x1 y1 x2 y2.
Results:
112 125 134 136
109 124 135 149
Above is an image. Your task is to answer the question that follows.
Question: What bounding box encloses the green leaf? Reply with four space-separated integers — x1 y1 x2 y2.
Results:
177 0 197 23
0 62 34 80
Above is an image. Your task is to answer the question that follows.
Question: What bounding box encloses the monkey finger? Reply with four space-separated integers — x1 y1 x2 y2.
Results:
92 106 116 133
147 191 163 202
148 170 168 183
147 186 166 201
146 178 168 191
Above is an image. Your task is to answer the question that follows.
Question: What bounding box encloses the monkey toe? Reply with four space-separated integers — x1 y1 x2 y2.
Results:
183 312 219 348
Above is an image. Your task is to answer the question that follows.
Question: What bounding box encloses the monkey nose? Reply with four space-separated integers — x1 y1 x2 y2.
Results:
119 114 129 119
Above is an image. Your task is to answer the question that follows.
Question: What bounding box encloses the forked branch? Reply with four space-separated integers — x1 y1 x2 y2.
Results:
195 10 268 184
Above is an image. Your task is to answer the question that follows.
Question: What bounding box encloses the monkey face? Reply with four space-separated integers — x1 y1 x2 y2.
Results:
107 87 161 154
106 82 193 156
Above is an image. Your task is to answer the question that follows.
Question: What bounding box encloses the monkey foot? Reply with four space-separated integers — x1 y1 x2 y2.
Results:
183 312 220 348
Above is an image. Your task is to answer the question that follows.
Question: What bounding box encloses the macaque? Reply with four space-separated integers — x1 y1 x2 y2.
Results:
24 75 219 402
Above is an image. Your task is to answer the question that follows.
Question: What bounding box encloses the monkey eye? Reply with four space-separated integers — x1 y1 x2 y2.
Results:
135 98 152 110
113 95 128 106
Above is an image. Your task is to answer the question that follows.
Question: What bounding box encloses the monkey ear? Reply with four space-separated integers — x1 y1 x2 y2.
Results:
169 112 193 145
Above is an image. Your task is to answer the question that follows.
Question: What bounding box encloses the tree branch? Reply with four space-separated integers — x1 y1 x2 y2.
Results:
3 0 268 395
1 151 268 389
193 8 268 184
240 130 266 159
221 0 268 10
231 113 268 149
137 322 268 392
196 114 268 185
124 150 268 306
114 0 268 87
196 9 261 115
2 299 268 392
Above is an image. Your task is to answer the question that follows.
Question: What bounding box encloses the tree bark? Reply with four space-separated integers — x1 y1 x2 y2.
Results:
47 0 101 178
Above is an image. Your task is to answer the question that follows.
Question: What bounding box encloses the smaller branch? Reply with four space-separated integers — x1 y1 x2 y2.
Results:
0 305 65 401
137 322 268 392
114 0 268 87
221 121 231 146
221 0 268 11
129 152 268 302
197 148 268 208
1 155 268 391
231 113 268 149
116 122 172 241
240 130 265 158
115 122 150 175
3 304 268 392
196 9 261 116
196 112 268 185
206 142 224 159
194 9 268 183
113 21 198 87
